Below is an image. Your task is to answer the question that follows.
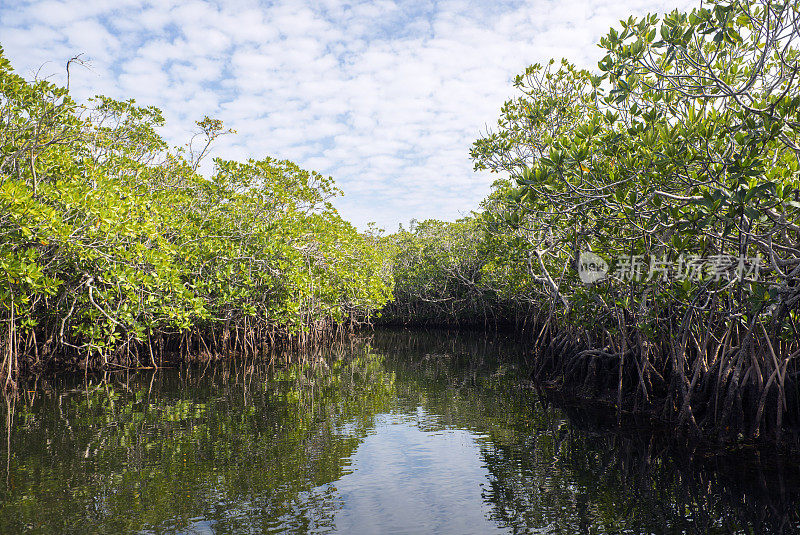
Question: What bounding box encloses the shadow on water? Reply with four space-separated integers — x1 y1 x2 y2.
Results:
0 328 798 534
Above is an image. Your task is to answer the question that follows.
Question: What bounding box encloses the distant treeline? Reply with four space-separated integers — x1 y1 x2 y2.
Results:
379 0 800 446
0 47 392 387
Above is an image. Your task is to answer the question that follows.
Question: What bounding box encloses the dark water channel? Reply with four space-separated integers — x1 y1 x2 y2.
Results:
1 329 799 534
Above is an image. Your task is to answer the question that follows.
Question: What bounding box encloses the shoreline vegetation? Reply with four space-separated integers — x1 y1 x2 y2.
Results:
380 0 800 449
4 0 800 449
0 48 393 386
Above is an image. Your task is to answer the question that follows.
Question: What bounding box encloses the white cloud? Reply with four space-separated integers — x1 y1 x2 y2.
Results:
1 0 697 230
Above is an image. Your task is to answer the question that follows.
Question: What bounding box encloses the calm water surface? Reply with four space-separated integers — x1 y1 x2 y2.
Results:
1 330 799 534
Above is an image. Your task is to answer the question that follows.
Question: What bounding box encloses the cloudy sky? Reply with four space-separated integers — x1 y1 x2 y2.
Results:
2 0 695 230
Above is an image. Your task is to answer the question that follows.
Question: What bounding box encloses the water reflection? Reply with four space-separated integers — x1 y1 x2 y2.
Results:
0 329 798 534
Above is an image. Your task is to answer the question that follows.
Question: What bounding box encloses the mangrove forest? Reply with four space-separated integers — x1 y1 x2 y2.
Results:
3 0 800 531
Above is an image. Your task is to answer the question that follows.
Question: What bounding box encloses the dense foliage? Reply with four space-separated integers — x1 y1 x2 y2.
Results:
379 214 553 328
0 47 392 386
383 0 800 443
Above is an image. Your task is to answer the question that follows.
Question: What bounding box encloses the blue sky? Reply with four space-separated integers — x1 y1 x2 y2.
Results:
1 0 695 231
